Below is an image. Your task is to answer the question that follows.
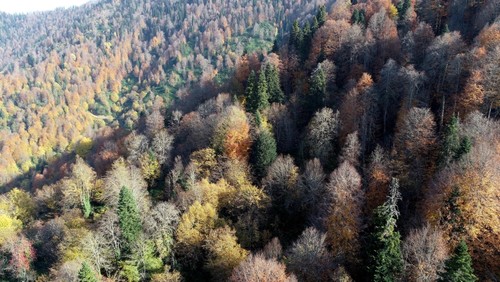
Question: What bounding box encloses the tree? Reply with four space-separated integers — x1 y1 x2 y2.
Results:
151 129 173 165
286 227 332 282
403 225 448 282
245 71 257 112
77 262 98 282
245 70 269 114
325 162 363 266
62 156 96 218
438 116 471 167
265 63 284 104
307 64 327 112
118 186 142 254
316 5 327 26
204 226 248 281
438 241 477 282
367 178 404 282
250 128 277 180
305 108 340 166
214 106 251 160
297 158 327 223
229 254 295 282
291 20 303 50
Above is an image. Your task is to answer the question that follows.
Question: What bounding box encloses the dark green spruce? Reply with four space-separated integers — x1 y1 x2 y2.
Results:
438 241 477 282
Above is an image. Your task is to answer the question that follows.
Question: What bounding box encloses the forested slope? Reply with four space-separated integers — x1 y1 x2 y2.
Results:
0 0 499 281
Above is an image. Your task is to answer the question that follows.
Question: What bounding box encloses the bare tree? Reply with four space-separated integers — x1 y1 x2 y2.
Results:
306 108 340 166
403 225 448 282
152 129 174 165
229 254 296 282
286 227 332 282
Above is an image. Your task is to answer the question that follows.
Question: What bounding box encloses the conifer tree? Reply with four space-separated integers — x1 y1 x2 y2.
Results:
245 71 257 112
439 116 472 167
308 65 327 111
291 20 303 50
438 241 477 282
251 128 278 179
265 64 284 104
312 17 319 32
316 5 327 26
246 70 269 114
118 186 142 254
78 262 98 282
367 178 404 282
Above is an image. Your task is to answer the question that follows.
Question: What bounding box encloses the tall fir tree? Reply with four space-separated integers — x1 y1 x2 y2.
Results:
439 116 471 167
367 178 404 282
308 65 327 112
265 64 284 104
438 241 477 282
78 262 98 282
246 70 269 113
397 0 411 20
245 71 257 112
291 20 303 50
118 186 142 254
316 5 327 26
250 127 278 179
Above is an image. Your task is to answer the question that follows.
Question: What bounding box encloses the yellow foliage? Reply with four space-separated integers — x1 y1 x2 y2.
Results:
0 214 22 245
176 201 218 255
196 179 233 209
205 226 249 280
190 148 217 179
389 4 399 20
2 188 35 224
75 137 93 157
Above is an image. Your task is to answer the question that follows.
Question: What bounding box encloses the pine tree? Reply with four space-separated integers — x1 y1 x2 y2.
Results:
246 70 269 113
302 22 312 57
250 128 278 179
265 64 284 104
438 241 477 282
78 262 98 282
245 71 257 112
312 17 319 32
316 5 327 26
291 20 303 50
367 178 404 282
308 65 327 112
352 9 360 24
118 186 142 254
439 116 471 167
397 0 411 20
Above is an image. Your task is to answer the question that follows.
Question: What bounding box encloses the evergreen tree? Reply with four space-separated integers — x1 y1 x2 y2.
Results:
308 65 327 112
245 71 257 112
367 178 404 282
250 128 278 179
438 241 477 282
302 22 312 57
352 9 360 24
291 20 303 50
246 70 269 113
397 0 411 20
78 262 98 282
316 5 327 26
265 64 284 104
118 186 142 254
82 193 91 219
312 17 319 33
439 116 471 167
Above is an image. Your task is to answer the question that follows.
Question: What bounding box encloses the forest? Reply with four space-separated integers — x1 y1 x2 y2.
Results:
0 0 499 281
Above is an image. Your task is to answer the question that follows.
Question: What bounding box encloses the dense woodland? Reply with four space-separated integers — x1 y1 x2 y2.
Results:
0 0 499 281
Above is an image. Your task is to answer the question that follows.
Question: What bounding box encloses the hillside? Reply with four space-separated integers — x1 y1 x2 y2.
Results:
0 0 331 187
0 0 499 281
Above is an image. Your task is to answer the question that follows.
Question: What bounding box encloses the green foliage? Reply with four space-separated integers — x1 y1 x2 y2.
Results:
316 5 327 26
120 262 141 282
367 179 404 282
308 65 327 112
438 241 477 282
439 117 472 167
351 9 366 25
250 128 278 179
265 64 284 104
78 262 98 282
246 70 269 114
118 186 142 254
291 20 304 50
397 0 412 20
